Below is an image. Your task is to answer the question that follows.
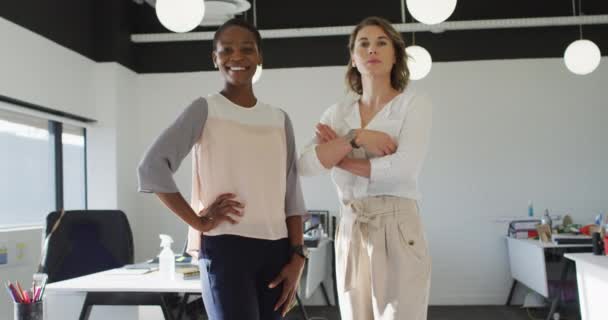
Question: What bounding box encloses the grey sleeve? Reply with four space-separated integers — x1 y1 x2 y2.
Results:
282 111 307 217
137 98 208 193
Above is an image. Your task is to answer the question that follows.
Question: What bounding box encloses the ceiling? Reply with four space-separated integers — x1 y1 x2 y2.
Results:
2 0 607 73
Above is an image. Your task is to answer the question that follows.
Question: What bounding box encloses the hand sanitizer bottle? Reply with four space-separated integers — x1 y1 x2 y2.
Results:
528 201 534 217
159 234 175 280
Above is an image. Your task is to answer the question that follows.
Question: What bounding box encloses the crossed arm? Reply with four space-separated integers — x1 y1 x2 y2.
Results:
313 123 397 178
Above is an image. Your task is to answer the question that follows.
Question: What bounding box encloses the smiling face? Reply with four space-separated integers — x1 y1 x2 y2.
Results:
351 25 396 78
212 25 262 86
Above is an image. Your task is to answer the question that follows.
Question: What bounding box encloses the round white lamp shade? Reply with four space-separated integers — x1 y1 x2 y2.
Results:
564 39 601 75
252 65 263 84
406 45 432 80
406 0 457 25
156 0 206 33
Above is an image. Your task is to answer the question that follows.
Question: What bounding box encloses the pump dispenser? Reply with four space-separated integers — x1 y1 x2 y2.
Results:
159 234 175 280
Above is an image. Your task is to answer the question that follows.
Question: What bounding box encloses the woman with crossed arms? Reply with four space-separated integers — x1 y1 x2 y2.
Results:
298 16 433 320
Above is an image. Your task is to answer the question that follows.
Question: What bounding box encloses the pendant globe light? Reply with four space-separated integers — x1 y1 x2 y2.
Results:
156 0 206 33
563 0 601 75
406 0 457 25
400 1 433 80
564 40 601 75
406 44 432 80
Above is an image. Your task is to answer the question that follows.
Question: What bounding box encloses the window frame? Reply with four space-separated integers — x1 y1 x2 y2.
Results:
0 96 92 227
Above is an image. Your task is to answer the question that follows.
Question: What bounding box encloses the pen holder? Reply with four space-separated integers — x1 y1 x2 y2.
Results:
13 301 44 320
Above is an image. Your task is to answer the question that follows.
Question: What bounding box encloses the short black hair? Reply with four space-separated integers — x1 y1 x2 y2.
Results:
213 18 262 54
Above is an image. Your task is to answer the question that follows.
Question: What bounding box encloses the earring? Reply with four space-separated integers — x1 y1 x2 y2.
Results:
213 64 218 69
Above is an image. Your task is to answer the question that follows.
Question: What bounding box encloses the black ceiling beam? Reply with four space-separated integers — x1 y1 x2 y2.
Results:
1 1 607 74
133 24 608 73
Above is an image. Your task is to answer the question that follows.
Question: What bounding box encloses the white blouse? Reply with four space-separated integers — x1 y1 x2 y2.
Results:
297 91 432 203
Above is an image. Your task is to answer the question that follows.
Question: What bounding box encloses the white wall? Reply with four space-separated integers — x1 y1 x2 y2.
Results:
0 18 96 119
412 58 608 304
1 17 139 317
135 58 608 305
88 62 140 236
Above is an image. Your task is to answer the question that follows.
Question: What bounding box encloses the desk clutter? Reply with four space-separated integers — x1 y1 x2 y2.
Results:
113 234 200 279
5 274 48 320
176 266 200 280
119 261 199 278
120 253 199 279
508 208 608 255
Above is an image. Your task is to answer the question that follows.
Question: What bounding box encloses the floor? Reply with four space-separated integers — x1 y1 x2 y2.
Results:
284 305 579 320
160 305 579 320
150 294 581 320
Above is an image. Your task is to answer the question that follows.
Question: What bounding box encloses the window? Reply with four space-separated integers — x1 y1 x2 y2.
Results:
0 108 87 227
62 124 87 210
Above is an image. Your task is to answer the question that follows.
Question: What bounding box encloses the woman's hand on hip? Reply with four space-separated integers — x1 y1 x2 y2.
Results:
194 193 243 232
269 256 305 317
357 129 397 156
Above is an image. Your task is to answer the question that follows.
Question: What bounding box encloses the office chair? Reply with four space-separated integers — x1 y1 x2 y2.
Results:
40 210 145 320
40 209 134 283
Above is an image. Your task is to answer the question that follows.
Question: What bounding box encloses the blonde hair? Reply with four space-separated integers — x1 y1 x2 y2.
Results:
345 16 410 95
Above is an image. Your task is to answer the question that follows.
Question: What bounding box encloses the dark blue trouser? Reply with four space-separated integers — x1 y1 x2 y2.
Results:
199 234 290 320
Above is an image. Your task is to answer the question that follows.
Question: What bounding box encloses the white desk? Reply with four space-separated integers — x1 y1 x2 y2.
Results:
506 237 591 298
505 237 592 320
564 253 608 320
46 241 333 320
45 269 199 320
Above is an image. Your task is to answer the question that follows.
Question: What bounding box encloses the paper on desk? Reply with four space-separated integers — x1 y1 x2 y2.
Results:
104 268 157 276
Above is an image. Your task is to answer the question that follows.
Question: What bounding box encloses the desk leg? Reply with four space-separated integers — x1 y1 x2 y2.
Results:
320 283 331 306
331 239 339 308
77 292 175 320
159 294 175 320
78 293 93 320
546 296 560 320
296 293 309 320
176 293 190 320
506 280 517 306
545 259 572 320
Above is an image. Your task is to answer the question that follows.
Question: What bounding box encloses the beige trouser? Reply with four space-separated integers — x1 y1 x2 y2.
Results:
336 196 431 320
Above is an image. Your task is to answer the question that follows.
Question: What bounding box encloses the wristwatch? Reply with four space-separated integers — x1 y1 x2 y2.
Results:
289 244 309 259
344 129 360 149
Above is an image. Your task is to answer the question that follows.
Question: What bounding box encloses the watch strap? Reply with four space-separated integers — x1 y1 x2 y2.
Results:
345 129 360 149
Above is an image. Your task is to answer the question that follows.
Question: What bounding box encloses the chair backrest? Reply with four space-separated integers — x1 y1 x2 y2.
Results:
41 210 134 283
